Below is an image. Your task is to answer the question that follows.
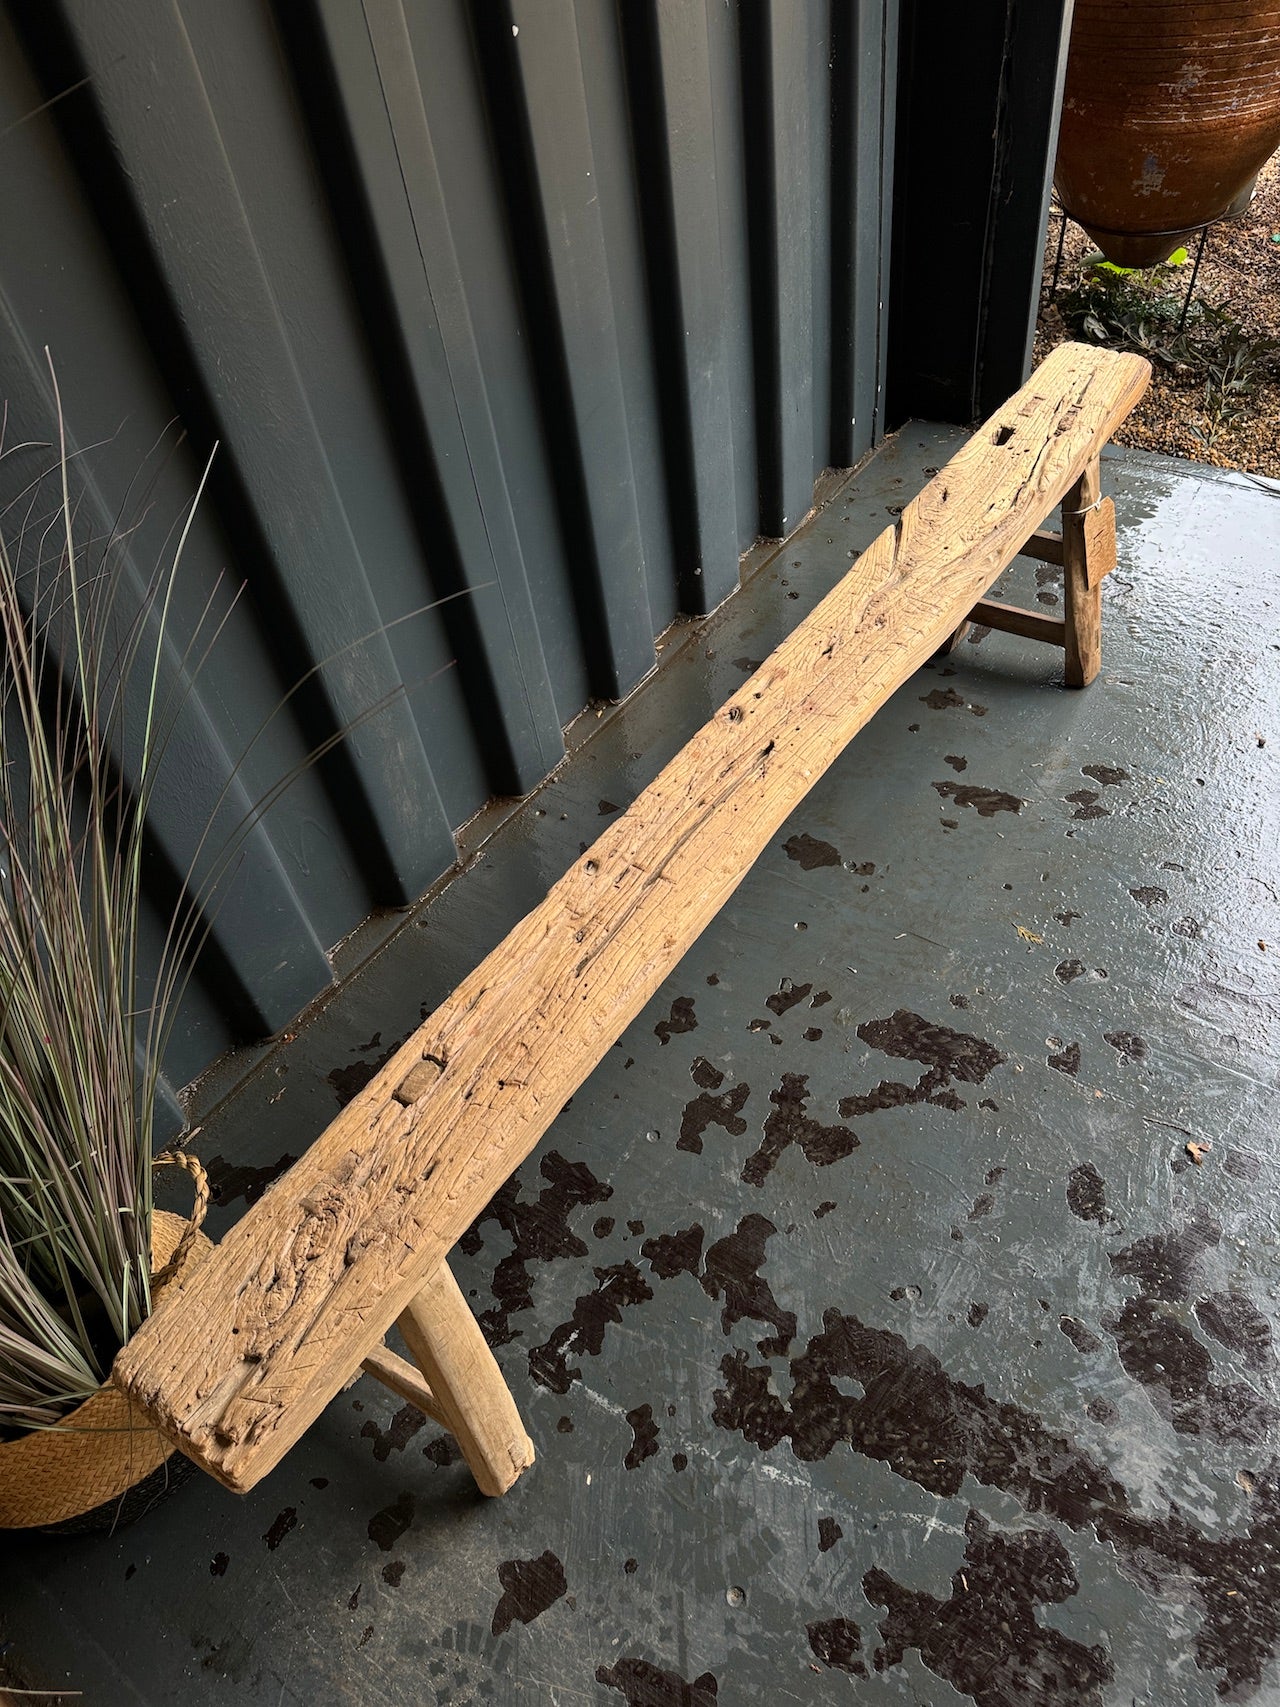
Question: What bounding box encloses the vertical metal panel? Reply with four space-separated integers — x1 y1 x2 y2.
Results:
0 0 925 1092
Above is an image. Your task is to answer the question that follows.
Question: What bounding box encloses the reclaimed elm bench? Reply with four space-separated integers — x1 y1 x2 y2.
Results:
114 341 1150 1498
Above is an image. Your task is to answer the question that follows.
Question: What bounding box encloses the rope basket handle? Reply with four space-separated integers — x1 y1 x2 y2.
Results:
150 1150 210 1285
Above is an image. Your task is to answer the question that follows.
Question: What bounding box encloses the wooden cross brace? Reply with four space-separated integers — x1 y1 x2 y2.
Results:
937 453 1118 685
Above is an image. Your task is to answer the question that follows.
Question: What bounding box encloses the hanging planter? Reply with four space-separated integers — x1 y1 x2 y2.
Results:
1055 1 1280 267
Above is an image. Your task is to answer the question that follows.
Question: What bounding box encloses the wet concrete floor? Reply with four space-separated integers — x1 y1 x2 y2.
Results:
2 430 1279 1707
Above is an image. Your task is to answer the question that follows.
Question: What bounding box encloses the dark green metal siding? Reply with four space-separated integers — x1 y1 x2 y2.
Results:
0 0 900 1094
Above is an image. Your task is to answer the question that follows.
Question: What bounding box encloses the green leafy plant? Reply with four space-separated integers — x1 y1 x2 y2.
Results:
1057 262 1279 450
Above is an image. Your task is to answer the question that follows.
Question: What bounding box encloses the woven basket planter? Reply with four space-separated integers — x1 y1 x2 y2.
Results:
0 1202 212 1533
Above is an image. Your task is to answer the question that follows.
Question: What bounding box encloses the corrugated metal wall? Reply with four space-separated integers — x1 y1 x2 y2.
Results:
0 0 898 1093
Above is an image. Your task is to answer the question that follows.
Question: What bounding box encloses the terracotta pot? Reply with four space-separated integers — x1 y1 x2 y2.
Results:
1055 1 1280 267
0 1209 212 1533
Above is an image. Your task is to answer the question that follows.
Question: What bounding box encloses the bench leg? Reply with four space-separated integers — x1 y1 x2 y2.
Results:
1062 455 1105 688
933 620 971 658
396 1261 535 1496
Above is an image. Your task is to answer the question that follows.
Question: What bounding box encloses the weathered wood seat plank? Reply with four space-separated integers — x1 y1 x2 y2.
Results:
114 343 1149 1493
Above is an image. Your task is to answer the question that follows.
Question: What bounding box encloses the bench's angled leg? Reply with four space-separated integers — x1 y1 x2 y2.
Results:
1062 455 1106 687
396 1260 535 1496
933 620 971 658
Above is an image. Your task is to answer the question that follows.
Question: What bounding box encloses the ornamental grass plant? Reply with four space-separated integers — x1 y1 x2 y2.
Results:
0 381 215 1431
0 363 447 1438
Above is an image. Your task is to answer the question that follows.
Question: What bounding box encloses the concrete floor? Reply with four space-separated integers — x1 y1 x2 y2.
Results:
3 429 1279 1707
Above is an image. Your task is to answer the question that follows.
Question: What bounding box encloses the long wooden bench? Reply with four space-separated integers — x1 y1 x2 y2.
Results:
114 342 1150 1497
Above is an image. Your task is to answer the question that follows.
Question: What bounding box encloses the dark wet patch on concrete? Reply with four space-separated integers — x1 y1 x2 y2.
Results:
944 753 967 771
968 1302 989 1328
689 1056 722 1090
1104 1029 1147 1061
490 1550 567 1636
678 1082 750 1155
596 1658 719 1704
1109 1209 1221 1300
1129 886 1168 908
1056 909 1082 927
743 1073 859 1187
732 656 762 674
326 1031 405 1106
921 686 966 710
1226 1148 1263 1182
210 1552 229 1577
1105 1297 1278 1445
598 799 620 815
933 782 1023 817
1059 1316 1102 1354
529 1262 653 1392
782 832 840 869
968 1193 996 1221
1066 789 1108 820
1083 764 1129 786
1197 1292 1274 1368
1056 959 1087 983
368 1492 415 1552
423 1435 462 1467
814 1200 836 1219
701 1214 796 1357
641 1224 704 1280
865 1510 1112 1706
205 1150 298 1209
1066 1163 1111 1225
459 1150 611 1345
624 1404 659 1469
1097 1467 1280 1698
713 1305 1280 1695
766 978 811 1016
1049 1040 1082 1076
262 1509 296 1552
360 1403 425 1463
811 989 832 1007
818 1516 842 1552
381 1560 405 1588
832 1009 1002 1118
712 1309 1130 1517
808 1617 866 1675
655 997 698 1046
856 1009 1005 1086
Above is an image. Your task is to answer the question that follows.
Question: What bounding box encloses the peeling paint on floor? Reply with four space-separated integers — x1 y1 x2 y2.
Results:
2 433 1279 1706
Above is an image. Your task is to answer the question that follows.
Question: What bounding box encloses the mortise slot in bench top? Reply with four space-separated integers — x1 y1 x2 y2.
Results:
113 342 1150 1493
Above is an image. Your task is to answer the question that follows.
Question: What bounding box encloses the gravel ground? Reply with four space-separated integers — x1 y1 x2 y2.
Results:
1036 147 1280 476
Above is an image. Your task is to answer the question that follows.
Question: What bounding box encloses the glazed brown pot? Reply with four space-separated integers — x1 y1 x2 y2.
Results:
1055 1 1280 267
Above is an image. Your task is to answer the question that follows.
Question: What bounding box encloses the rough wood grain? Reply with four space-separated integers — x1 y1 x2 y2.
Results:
970 600 1067 647
1063 455 1105 686
396 1263 535 1496
113 341 1150 1492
